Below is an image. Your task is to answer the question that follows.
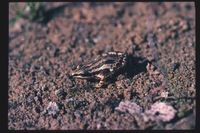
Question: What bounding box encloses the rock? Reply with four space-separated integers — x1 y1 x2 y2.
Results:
55 88 67 99
46 102 59 116
145 102 177 122
115 100 142 114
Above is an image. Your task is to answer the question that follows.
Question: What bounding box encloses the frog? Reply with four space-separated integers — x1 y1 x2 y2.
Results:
71 51 128 88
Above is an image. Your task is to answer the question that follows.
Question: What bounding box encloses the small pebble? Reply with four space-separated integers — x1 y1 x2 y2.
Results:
172 63 180 72
46 102 59 116
55 88 67 99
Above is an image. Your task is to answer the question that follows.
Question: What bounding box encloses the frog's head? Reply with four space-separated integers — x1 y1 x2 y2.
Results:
71 65 92 79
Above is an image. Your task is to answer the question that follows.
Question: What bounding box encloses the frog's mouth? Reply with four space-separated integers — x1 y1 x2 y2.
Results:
71 71 94 79
72 75 92 79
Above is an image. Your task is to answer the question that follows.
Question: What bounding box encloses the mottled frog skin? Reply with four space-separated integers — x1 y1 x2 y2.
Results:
71 51 128 88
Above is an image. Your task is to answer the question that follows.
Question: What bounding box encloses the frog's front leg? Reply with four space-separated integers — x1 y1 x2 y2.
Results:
95 74 109 88
94 80 104 88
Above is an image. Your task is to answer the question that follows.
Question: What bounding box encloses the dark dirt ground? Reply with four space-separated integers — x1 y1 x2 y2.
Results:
9 2 195 130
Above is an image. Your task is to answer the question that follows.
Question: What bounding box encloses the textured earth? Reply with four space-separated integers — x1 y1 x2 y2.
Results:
9 2 195 130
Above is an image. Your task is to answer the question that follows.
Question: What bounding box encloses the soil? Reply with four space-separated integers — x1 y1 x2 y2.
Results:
9 2 195 130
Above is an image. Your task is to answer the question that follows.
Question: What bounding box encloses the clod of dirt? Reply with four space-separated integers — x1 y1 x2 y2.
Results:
165 113 195 129
171 62 180 72
46 102 60 116
115 100 143 114
145 102 177 122
146 63 160 76
55 88 67 99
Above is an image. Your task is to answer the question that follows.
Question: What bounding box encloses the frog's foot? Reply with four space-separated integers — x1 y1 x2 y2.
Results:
95 80 108 88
